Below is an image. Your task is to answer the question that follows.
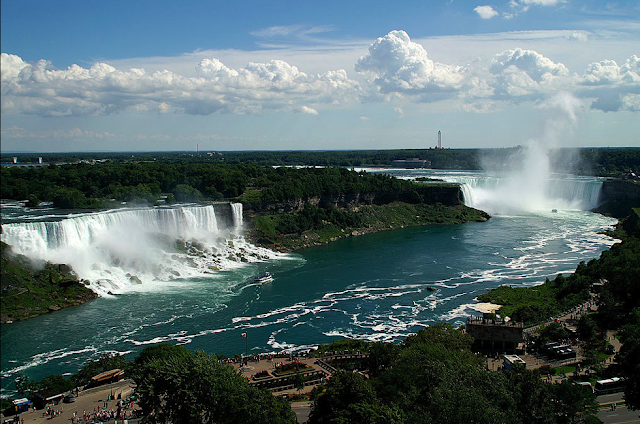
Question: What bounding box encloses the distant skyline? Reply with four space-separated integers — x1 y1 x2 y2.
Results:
1 0 639 152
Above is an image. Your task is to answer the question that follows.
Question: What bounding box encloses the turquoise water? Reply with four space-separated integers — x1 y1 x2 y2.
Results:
0 173 618 397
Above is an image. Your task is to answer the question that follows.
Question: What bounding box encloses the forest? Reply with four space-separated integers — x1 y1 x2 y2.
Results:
2 146 639 176
0 163 420 209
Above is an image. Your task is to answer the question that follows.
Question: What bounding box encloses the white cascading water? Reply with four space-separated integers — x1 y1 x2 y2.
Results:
454 172 604 215
231 202 243 229
1 203 279 296
452 94 603 216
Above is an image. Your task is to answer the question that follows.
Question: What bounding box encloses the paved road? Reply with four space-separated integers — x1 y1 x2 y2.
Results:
598 406 639 424
596 393 639 424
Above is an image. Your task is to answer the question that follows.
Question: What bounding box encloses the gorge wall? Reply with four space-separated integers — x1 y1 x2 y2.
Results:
600 180 640 204
241 184 463 215
594 180 640 218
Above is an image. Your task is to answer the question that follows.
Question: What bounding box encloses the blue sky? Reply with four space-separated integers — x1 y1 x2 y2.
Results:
1 0 639 152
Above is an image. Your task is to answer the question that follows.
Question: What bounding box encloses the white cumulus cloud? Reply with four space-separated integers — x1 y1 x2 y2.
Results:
490 48 571 97
474 5 499 19
355 30 466 98
0 53 359 117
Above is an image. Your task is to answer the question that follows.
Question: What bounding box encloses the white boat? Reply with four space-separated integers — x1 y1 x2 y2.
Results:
254 272 273 283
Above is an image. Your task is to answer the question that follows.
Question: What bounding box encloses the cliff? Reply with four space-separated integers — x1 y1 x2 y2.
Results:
593 179 640 218
242 184 462 215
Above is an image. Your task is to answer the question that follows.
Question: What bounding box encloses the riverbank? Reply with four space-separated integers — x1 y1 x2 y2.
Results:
477 209 639 327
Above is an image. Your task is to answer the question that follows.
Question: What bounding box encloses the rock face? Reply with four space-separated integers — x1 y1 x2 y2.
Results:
594 180 640 218
600 180 640 204
242 185 463 214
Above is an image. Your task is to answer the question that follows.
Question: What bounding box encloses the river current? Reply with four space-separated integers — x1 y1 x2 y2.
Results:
0 170 618 396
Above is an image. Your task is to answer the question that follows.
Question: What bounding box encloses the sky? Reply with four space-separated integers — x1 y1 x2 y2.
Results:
1 0 639 153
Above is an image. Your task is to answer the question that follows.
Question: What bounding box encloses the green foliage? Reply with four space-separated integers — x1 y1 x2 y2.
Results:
255 203 488 250
594 237 640 327
309 371 403 424
577 314 598 341
617 309 640 410
2 161 429 208
402 323 474 351
0 398 13 411
53 187 101 209
14 374 34 396
310 323 598 424
14 373 75 395
173 184 202 202
134 350 296 424
36 374 76 393
538 322 570 342
1 242 97 323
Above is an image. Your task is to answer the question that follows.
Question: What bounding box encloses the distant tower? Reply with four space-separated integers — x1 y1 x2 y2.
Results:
437 131 442 149
38 157 43 164
197 144 199 155
13 157 17 164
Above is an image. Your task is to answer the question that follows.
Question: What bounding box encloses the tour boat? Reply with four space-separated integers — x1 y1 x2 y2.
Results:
254 272 273 283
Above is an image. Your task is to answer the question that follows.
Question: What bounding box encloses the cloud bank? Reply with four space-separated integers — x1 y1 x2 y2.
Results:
1 30 639 118
1 54 358 116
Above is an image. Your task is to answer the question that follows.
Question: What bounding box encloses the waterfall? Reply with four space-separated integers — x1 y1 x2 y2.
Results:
1 204 278 296
231 203 243 229
451 174 604 215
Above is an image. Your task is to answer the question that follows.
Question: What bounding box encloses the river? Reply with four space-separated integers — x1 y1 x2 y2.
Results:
0 169 618 396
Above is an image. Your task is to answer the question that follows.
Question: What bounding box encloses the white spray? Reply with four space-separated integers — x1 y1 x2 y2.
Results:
470 92 588 215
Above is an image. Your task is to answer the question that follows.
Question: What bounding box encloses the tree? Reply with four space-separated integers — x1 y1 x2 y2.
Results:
577 314 598 342
539 322 570 342
14 374 34 396
135 350 296 424
617 310 640 410
309 371 402 424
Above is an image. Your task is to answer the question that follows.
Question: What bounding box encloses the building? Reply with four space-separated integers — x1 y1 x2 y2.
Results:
32 390 64 410
466 314 524 353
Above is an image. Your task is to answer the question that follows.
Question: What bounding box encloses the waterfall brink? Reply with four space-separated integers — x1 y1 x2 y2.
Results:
454 175 604 215
1 204 278 296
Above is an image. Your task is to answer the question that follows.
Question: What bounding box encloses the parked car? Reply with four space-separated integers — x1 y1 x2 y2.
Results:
63 394 76 403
